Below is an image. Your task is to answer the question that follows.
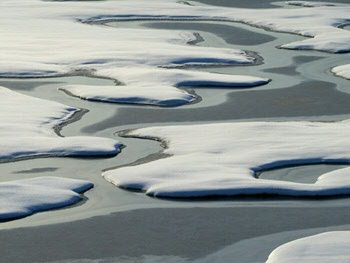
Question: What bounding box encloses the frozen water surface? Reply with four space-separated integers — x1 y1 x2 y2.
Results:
2 0 350 262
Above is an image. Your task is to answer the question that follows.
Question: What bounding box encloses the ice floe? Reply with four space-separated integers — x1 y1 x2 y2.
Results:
266 231 350 263
59 68 269 106
0 177 93 220
0 86 120 161
331 64 350 80
104 121 350 197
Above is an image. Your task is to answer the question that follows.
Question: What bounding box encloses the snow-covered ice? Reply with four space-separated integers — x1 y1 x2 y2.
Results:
0 86 120 161
0 177 93 220
266 231 350 263
60 84 195 107
0 0 256 77
104 121 350 197
331 64 350 80
59 68 269 106
2 0 350 106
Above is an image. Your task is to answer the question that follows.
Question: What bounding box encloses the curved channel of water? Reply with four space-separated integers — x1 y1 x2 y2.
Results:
1 3 350 262
1 5 350 228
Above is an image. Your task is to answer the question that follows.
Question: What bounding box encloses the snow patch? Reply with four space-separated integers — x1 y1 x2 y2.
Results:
0 177 93 220
60 84 195 107
59 68 269 106
0 86 120 161
266 231 350 263
104 121 350 198
331 64 350 79
0 0 255 78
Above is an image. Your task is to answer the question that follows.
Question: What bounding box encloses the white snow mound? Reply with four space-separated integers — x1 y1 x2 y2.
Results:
59 68 269 106
60 84 195 107
331 64 350 80
0 86 120 161
266 231 350 263
0 177 93 220
104 121 350 197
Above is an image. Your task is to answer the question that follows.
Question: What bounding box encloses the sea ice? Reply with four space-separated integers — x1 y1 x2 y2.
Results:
0 86 120 161
0 177 93 220
266 231 350 263
104 121 350 197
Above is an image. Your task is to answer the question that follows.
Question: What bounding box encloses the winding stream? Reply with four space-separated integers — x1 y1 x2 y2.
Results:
1 1 350 262
1 0 350 224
